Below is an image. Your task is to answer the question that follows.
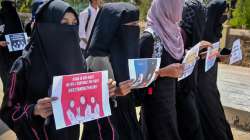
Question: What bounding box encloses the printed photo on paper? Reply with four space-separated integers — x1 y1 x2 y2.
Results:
5 32 28 52
178 43 200 81
129 58 161 89
205 42 220 72
230 39 242 65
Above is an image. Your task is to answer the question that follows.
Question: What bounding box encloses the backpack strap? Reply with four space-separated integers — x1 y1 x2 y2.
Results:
85 8 92 32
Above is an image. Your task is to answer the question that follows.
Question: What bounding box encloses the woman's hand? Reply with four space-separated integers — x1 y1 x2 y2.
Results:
199 41 212 50
199 51 208 60
108 79 117 97
156 63 184 78
34 97 57 119
115 80 134 96
218 54 230 63
0 41 8 48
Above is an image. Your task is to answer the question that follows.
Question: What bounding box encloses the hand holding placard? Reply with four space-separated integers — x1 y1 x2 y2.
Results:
51 71 111 130
205 42 220 72
178 43 200 81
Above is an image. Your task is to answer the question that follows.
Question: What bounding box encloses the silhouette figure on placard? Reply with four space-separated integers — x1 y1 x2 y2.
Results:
91 97 100 118
76 96 86 122
84 98 92 121
66 100 78 125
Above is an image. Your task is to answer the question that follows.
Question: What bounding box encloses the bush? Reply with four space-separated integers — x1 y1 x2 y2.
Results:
16 0 152 20
229 0 250 29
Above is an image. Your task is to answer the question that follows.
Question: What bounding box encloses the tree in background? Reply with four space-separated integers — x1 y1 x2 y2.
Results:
16 0 32 12
16 0 152 20
229 0 250 29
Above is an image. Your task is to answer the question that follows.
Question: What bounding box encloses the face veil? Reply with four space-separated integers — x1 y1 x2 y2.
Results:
203 0 227 42
87 2 140 82
26 0 86 101
0 0 23 38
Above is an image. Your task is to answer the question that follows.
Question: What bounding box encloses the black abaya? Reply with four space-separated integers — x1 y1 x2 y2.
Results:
177 1 207 140
0 1 24 94
0 1 86 139
197 0 234 140
83 3 143 140
139 32 181 140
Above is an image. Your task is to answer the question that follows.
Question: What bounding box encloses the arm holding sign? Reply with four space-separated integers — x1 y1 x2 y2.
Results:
155 63 184 78
0 41 8 48
218 47 231 63
109 79 134 97
33 97 57 119
116 80 134 96
198 41 212 51
0 57 45 132
108 79 116 97
218 48 231 63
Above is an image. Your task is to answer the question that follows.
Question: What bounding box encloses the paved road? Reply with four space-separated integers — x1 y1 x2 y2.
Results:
218 64 250 112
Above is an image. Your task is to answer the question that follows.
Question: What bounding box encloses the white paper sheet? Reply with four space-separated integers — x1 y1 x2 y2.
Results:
5 32 28 52
178 43 200 81
129 58 161 89
229 39 242 64
205 42 220 72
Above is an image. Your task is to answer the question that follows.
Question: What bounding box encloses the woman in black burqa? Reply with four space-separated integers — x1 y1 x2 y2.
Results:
1 0 87 139
197 0 234 140
82 2 143 140
177 0 207 140
0 0 24 94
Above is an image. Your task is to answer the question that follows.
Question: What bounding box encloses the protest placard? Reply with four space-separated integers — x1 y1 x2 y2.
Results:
205 42 220 72
51 71 111 129
129 58 161 89
178 43 200 81
229 39 242 64
5 32 28 52
0 24 5 33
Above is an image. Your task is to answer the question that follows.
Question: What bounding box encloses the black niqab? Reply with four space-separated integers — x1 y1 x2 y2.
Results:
87 2 140 83
0 0 24 94
0 1 23 37
83 3 142 140
0 0 86 139
177 1 207 140
197 0 234 140
26 0 86 101
203 0 227 42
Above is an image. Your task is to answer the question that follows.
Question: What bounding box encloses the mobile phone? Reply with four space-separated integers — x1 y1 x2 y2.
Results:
220 48 231 55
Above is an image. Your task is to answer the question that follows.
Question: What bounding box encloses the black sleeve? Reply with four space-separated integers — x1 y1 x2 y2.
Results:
87 7 121 57
180 2 195 49
180 3 195 36
25 22 32 37
133 32 155 107
0 57 44 132
139 32 154 58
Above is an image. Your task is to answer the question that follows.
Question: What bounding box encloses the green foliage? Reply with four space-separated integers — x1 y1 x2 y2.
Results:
138 0 151 21
15 0 152 20
16 0 32 12
229 0 250 29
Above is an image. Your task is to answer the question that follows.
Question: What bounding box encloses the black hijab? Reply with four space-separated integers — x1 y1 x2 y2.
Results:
26 0 86 102
0 0 23 82
180 0 207 48
0 0 23 38
203 0 227 42
87 2 140 83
